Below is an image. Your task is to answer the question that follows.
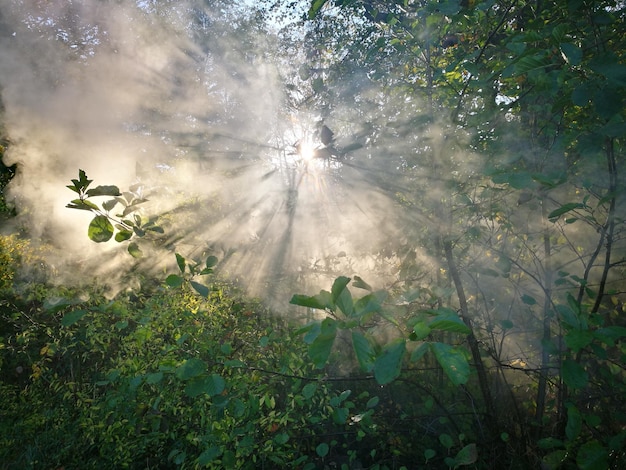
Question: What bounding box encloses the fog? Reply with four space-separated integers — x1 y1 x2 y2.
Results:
0 0 621 377
0 0 414 305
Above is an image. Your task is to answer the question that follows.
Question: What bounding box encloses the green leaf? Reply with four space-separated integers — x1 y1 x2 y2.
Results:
88 215 114 242
61 309 88 326
374 339 406 385
102 199 118 211
594 326 626 345
185 373 225 397
316 442 329 458
366 396 379 408
290 290 333 311
424 449 436 462
430 342 470 385
439 433 454 449
352 275 372 291
412 321 431 340
454 443 478 466
145 372 163 384
566 405 582 440
491 171 534 189
308 317 337 368
165 274 184 288
67 199 99 211
44 296 82 313
576 440 608 470
352 331 376 372
332 276 353 316
515 54 551 75
190 281 209 298
521 294 537 305
175 253 186 273
332 407 349 424
128 242 142 258
410 342 429 362
562 359 588 389
206 255 218 268
564 329 593 353
197 447 222 466
538 437 564 449
274 433 290 445
115 230 133 242
556 304 580 329
175 358 206 381
146 225 164 234
428 308 471 335
68 169 92 192
560 43 582 66
548 203 584 221
353 292 383 318
302 383 317 400
86 185 121 197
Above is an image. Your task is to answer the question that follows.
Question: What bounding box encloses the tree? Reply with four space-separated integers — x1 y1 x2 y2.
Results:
301 0 626 467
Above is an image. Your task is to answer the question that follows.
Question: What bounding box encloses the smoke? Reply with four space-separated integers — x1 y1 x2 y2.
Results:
0 0 408 305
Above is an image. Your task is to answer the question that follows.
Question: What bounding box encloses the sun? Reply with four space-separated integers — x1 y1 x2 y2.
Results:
297 139 316 162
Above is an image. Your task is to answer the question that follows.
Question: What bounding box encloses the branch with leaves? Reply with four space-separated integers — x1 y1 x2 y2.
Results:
66 169 164 257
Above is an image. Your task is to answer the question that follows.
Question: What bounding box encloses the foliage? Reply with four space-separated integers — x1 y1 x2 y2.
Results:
2 267 381 469
291 276 472 387
66 169 164 258
1 0 626 468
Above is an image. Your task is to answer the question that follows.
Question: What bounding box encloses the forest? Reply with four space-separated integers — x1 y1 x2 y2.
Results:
0 0 625 468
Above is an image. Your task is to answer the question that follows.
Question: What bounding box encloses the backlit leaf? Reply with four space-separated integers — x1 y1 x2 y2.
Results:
190 281 209 298
175 253 186 273
429 309 471 335
115 230 133 242
332 276 353 316
165 274 184 288
353 292 383 318
308 318 337 368
352 276 372 291
352 331 376 372
86 185 121 197
102 199 118 211
290 290 333 310
67 199 99 211
548 203 584 221
88 215 114 242
128 242 142 258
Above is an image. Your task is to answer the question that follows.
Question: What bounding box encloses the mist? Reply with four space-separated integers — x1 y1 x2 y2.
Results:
0 0 413 306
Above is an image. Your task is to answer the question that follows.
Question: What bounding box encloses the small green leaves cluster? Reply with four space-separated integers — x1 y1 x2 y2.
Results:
291 276 472 386
165 252 218 297
66 169 163 257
